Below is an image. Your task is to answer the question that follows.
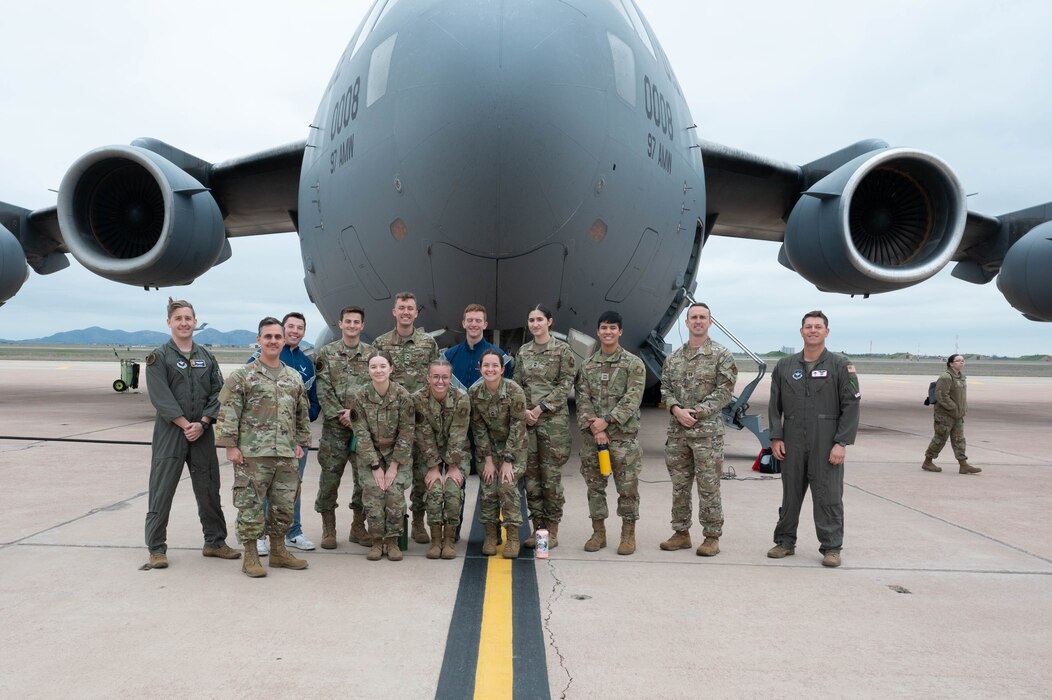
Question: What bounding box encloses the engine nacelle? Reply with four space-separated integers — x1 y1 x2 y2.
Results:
0 224 30 303
57 145 225 287
783 148 967 294
997 222 1052 321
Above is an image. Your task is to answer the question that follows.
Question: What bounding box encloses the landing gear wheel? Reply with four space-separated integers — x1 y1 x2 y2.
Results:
113 379 128 392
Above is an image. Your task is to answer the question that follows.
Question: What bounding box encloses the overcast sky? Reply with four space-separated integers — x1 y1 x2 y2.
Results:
2 1 1050 355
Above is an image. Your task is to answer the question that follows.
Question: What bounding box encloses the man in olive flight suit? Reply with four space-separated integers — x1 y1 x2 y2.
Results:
144 299 240 569
767 310 860 568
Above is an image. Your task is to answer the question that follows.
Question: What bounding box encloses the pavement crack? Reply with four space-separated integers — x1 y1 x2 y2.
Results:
542 559 573 699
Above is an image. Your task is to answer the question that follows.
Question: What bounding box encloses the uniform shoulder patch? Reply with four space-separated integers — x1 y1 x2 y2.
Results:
146 353 156 366
846 365 857 373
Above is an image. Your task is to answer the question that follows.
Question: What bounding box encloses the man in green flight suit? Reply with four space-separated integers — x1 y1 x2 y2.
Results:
767 310 861 568
144 298 240 569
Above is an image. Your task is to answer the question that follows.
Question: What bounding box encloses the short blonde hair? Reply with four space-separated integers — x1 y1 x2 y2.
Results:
167 298 195 319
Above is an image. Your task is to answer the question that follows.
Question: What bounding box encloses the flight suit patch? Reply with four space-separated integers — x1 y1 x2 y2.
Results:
811 369 828 377
176 360 188 369
146 353 156 366
846 365 857 373
191 359 207 368
792 370 803 380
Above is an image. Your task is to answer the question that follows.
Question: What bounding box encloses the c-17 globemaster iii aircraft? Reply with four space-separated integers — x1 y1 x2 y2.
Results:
1 0 1050 382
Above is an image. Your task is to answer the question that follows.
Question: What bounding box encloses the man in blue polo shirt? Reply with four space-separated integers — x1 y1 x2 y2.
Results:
444 303 512 391
248 312 320 553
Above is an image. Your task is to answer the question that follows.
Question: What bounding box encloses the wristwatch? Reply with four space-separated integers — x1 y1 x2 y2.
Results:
603 414 612 424
502 455 514 464
371 463 383 471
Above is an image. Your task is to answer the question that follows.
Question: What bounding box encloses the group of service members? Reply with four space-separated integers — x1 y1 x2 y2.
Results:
144 295 880 577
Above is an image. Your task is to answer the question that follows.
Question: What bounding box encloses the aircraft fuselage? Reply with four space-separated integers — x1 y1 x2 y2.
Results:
297 0 705 351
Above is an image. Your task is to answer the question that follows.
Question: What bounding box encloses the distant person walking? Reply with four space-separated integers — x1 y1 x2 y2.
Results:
922 354 981 474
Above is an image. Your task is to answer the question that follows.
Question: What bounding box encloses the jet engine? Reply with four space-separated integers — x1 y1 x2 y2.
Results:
782 148 967 294
0 223 30 303
997 222 1052 321
57 145 225 287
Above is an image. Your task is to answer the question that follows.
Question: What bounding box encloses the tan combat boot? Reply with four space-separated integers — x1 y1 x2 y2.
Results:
385 537 403 561
482 523 498 556
148 551 168 569
659 530 692 551
427 524 443 559
921 457 942 472
547 521 560 549
502 525 520 559
441 525 457 560
523 519 544 549
202 543 241 559
696 536 720 557
584 519 607 552
767 544 795 558
958 460 982 474
349 508 370 544
822 550 842 567
366 537 384 561
242 540 267 578
320 511 337 550
411 511 430 544
269 536 309 569
617 520 636 556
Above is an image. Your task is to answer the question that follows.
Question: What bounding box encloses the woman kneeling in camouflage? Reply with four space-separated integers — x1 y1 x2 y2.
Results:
414 359 471 559
351 351 415 561
470 349 528 558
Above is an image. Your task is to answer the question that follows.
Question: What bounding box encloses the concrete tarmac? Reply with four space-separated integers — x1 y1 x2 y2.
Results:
1 360 1050 698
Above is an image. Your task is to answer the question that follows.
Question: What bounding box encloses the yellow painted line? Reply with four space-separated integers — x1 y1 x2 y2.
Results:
474 555 514 700
57 365 71 370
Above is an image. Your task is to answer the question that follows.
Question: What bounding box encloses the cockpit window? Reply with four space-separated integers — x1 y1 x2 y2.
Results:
350 0 390 61
619 0 655 59
367 34 398 107
608 0 633 29
607 33 636 107
374 0 402 29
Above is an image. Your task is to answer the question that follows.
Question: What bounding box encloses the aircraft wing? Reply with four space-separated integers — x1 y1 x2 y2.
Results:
700 139 1052 320
0 138 306 303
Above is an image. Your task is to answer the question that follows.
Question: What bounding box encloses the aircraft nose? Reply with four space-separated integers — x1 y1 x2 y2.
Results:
389 0 607 257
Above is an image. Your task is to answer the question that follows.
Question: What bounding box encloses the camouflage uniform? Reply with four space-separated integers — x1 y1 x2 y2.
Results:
513 337 575 524
926 368 968 461
215 362 311 543
350 382 415 539
413 386 471 525
373 327 440 517
313 339 374 514
144 340 229 554
575 347 647 520
768 350 860 552
469 378 528 526
661 339 737 537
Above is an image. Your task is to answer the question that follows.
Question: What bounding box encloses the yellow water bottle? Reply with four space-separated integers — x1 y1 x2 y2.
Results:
597 444 612 475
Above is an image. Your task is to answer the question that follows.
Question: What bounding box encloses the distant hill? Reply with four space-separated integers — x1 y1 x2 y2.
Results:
2 326 258 347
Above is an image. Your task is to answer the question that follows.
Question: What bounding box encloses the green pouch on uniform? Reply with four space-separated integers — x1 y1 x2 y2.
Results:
348 433 357 453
